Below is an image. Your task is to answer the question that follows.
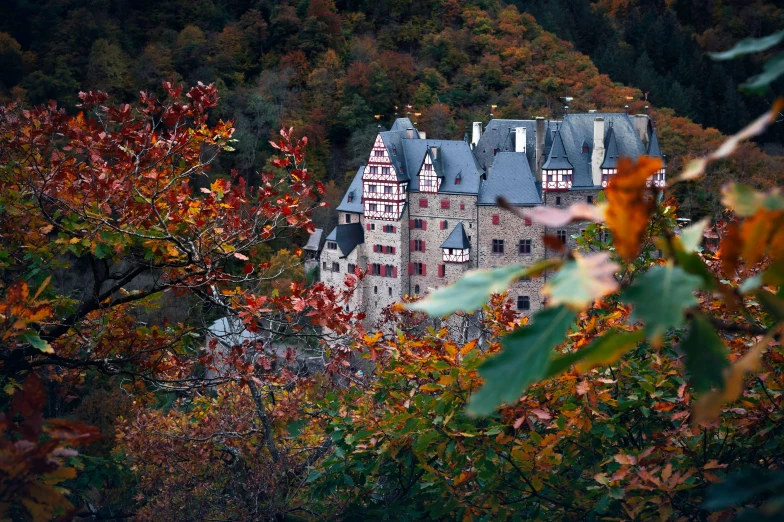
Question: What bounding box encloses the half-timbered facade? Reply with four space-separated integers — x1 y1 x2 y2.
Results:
320 112 665 331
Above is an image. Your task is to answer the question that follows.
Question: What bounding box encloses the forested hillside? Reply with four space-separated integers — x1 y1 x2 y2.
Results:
0 0 781 220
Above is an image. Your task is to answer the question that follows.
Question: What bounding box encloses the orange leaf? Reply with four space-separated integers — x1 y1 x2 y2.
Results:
604 156 662 261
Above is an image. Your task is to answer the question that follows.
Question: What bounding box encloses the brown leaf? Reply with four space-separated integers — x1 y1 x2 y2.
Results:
605 156 661 261
543 234 567 252
719 222 742 276
740 210 784 266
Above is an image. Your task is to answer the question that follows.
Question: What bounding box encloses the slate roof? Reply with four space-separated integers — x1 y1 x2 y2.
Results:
303 228 323 251
541 129 574 171
648 127 664 162
390 117 416 132
336 167 365 213
441 222 471 249
473 119 538 173
325 222 364 257
553 113 648 188
207 317 264 348
600 126 620 169
403 139 484 195
478 152 542 206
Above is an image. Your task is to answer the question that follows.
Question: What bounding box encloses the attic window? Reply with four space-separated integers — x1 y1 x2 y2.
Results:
582 144 589 153
327 241 337 250
347 191 354 202
455 175 462 185
393 146 397 155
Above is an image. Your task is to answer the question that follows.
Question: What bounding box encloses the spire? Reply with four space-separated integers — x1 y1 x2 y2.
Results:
601 126 619 169
441 222 471 250
541 129 573 170
648 126 664 163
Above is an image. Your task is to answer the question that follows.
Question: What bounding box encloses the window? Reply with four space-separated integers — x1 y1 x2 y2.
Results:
413 219 423 229
374 150 383 157
374 286 378 294
322 261 327 270
388 287 392 296
583 144 589 153
519 239 532 255
556 230 567 244
441 199 450 209
383 225 395 233
455 175 462 185
384 185 393 194
382 167 391 175
413 239 425 252
460 203 465 210
555 196 562 205
370 223 375 230
524 217 532 226
492 239 504 254
493 148 499 156
345 214 351 223
384 205 393 213
347 194 353 202
393 146 397 155
332 262 340 272
419 198 428 208
385 246 395 254
414 284 421 294
369 167 378 174
438 264 445 278
587 195 594 204
385 264 395 276
327 241 337 250
369 203 377 211
371 263 381 275
348 263 356 273
517 296 531 311
368 184 377 193
413 262 425 275
492 214 500 225
441 220 448 230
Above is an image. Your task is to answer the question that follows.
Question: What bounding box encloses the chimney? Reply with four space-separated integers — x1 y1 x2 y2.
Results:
406 128 414 139
591 117 605 187
633 114 649 147
430 146 438 159
471 122 482 148
515 127 527 153
588 109 597 113
418 131 426 140
535 117 546 176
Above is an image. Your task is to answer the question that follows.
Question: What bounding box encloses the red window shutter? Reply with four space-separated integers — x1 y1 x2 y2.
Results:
410 219 414 228
392 226 396 232
441 199 450 209
366 224 370 231
380 265 386 277
419 198 428 208
422 220 427 231
421 240 425 252
460 203 465 210
408 262 414 275
439 264 445 277
391 247 395 254
524 217 532 226
393 267 398 278
422 264 426 276
410 240 414 251
492 214 500 225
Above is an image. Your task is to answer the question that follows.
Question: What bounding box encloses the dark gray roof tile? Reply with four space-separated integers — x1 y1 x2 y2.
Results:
325 222 364 257
441 222 471 249
479 152 541 206
336 167 365 213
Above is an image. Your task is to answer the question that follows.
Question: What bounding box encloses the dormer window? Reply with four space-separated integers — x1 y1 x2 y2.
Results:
455 175 462 185
583 144 589 153
347 191 354 202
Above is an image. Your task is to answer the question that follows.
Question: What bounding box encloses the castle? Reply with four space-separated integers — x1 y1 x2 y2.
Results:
319 112 665 328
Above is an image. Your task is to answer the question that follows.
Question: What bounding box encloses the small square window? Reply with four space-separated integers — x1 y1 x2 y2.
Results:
517 296 530 311
555 196 562 205
345 214 351 223
518 239 532 255
587 195 594 204
556 230 567 244
492 239 504 254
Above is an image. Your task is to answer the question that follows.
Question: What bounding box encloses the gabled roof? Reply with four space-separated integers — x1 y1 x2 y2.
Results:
473 119 539 173
441 222 471 249
404 139 483 195
325 222 364 257
378 130 410 182
601 126 619 169
303 228 323 251
479 152 542 206
556 113 648 187
336 167 364 213
648 127 664 162
541 129 574 170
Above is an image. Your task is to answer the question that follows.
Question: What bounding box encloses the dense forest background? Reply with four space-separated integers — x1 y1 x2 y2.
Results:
0 0 781 224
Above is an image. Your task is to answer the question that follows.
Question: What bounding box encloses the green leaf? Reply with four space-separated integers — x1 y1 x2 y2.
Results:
408 259 561 316
679 218 709 253
306 470 323 483
675 250 716 291
710 31 784 60
755 289 784 322
546 329 645 378
741 53 784 94
93 242 114 260
722 183 784 217
467 305 575 416
18 330 53 353
680 314 729 393
621 264 701 344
